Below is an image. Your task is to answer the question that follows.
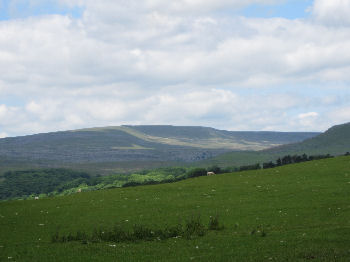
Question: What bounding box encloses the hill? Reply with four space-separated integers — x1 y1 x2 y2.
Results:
204 122 350 167
264 122 350 155
0 156 349 261
0 125 318 174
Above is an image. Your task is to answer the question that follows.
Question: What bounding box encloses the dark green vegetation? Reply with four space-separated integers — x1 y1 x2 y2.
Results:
52 215 221 244
0 125 319 174
0 169 91 200
204 122 350 167
0 154 337 201
0 167 189 200
0 166 232 201
0 156 349 261
262 153 333 169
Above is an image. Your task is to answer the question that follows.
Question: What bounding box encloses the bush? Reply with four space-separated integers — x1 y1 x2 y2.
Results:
52 215 223 244
122 181 143 188
131 224 154 241
221 167 238 173
308 154 333 161
239 163 261 171
207 165 221 174
208 214 224 231
262 161 276 169
184 215 206 239
186 168 207 178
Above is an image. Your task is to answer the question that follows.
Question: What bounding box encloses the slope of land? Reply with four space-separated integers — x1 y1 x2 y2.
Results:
264 122 350 155
204 122 350 167
0 156 349 261
0 125 318 174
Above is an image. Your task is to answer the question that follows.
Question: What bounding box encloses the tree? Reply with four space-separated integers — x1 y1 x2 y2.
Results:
263 161 275 169
239 163 261 171
302 154 308 162
186 168 207 178
207 165 221 174
276 158 282 166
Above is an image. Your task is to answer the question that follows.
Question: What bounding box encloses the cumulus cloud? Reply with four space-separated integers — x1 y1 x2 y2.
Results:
311 0 350 26
327 106 350 124
298 112 319 119
296 112 319 128
0 0 349 136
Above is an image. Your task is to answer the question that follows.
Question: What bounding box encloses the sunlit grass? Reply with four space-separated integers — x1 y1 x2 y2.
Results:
0 156 349 261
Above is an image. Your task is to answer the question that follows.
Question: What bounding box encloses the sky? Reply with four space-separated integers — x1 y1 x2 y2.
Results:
0 0 350 137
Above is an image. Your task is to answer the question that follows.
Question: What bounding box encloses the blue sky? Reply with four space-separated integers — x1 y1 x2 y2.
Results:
0 0 313 21
241 0 313 19
0 0 349 137
0 0 82 20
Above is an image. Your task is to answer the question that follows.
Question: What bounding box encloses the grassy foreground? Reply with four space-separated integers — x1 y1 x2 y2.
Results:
0 157 350 261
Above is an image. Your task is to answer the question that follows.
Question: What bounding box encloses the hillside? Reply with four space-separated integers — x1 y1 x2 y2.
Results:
204 122 350 167
0 125 318 174
0 156 349 261
264 122 350 155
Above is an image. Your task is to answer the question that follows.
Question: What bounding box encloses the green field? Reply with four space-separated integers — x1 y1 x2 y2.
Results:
1 156 349 261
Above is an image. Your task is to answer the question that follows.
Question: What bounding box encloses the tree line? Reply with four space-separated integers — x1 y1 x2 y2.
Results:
262 153 334 169
1 152 348 200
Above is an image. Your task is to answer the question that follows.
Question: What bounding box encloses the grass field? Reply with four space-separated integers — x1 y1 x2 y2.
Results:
0 156 349 261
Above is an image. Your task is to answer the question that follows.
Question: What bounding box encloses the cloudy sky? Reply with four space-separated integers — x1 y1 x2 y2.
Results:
0 0 350 137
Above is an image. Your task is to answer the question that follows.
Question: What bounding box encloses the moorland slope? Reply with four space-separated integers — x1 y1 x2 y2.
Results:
0 125 318 173
204 122 350 167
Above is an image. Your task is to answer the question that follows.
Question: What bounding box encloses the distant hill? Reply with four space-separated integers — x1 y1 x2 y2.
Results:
264 122 350 155
204 122 350 167
0 125 318 174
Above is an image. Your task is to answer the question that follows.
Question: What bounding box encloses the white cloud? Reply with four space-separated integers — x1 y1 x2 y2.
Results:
0 0 349 136
26 101 42 114
0 104 8 119
298 112 319 119
296 112 320 128
311 0 350 26
327 106 350 124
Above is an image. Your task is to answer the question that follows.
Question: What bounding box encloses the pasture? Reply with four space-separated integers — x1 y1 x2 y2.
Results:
0 156 349 261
